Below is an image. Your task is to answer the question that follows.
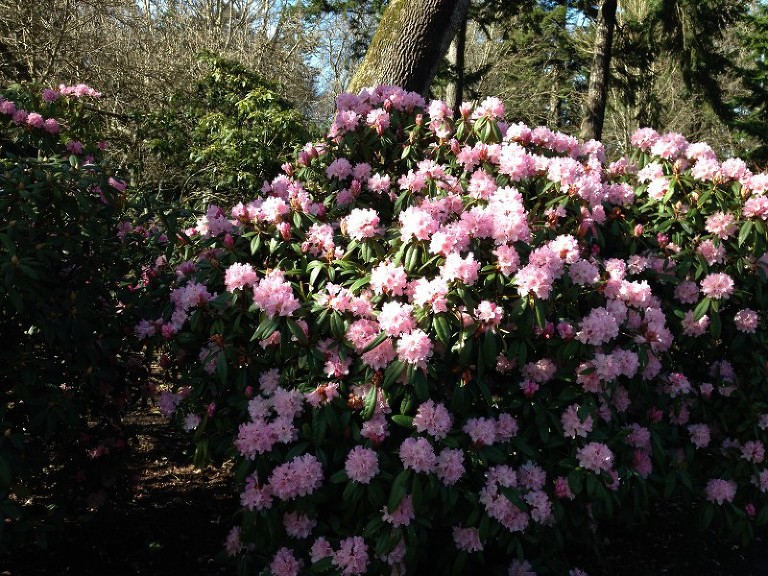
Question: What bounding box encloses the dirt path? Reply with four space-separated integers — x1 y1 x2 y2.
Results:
6 407 237 576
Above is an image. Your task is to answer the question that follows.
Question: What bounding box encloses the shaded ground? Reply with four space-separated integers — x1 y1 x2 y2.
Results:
5 407 237 576
4 405 768 576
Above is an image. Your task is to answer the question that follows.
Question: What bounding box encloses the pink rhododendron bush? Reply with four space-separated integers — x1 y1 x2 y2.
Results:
135 85 768 575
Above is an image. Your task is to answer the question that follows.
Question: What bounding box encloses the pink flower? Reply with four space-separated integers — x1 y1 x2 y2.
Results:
382 494 415 527
508 559 538 576
269 454 323 500
270 547 303 576
700 273 735 300
688 424 711 449
452 526 483 552
326 157 353 179
378 301 416 337
399 437 436 473
253 270 300 317
742 440 765 464
705 478 737 505
435 448 465 485
311 537 333 563
345 446 379 484
333 536 369 575
344 208 382 240
370 261 408 296
576 307 620 346
396 329 433 367
705 211 738 240
440 252 480 285
283 511 316 539
561 404 593 439
576 442 613 474
225 526 244 556
463 417 497 446
413 400 452 440
224 263 258 292
734 309 758 333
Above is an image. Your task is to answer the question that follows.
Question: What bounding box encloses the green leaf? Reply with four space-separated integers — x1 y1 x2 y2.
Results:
391 415 413 428
692 297 711 322
362 385 378 420
286 318 308 346
432 314 452 347
388 469 410 512
383 360 406 388
738 220 753 247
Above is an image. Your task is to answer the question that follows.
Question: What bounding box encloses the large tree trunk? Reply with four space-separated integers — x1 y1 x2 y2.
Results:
444 11 467 114
347 0 471 96
580 0 618 141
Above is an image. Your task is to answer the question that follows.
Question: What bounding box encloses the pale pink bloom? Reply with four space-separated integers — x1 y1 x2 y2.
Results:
399 437 436 473
475 300 504 329
637 161 664 183
561 404 593 439
688 424 711 449
479 482 529 532
382 494 415 527
475 95 505 119
360 338 397 370
269 454 323 500
366 108 390 134
554 476 575 500
576 442 613 474
569 260 600 285
696 239 725 266
705 212 738 240
495 244 521 276
674 281 700 304
302 223 335 257
311 537 333 563
399 205 439 242
344 208 381 239
576 307 620 346
283 511 316 539
396 329 433 367
183 413 200 431
522 358 557 383
270 547 303 576
370 261 408 296
333 536 369 576
440 251 480 285
468 169 498 199
225 526 244 556
463 417 497 446
496 413 519 441
705 478 737 505
305 382 339 407
345 446 379 484
525 490 553 524
410 276 449 312
744 195 768 220
224 263 258 292
742 440 765 464
398 169 427 193
435 448 465 485
253 270 300 317
452 526 483 552
413 400 452 440
326 157 353 179
378 301 416 337
646 178 670 200
518 461 547 490
734 308 759 333
650 132 688 159
700 272 735 300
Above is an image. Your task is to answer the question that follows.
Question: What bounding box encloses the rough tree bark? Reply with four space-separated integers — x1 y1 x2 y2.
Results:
445 11 468 115
347 0 471 96
580 0 618 141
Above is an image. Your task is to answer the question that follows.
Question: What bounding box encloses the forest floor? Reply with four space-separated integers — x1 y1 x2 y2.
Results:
5 405 768 576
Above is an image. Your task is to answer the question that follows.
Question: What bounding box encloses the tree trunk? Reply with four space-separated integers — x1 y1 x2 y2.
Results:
444 12 467 115
580 0 618 141
347 0 471 96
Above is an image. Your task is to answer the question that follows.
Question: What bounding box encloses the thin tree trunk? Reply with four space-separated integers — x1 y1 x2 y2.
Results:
580 0 618 141
347 0 470 96
445 12 467 114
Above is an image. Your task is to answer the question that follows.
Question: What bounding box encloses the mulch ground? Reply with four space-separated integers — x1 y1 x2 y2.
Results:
4 405 768 576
